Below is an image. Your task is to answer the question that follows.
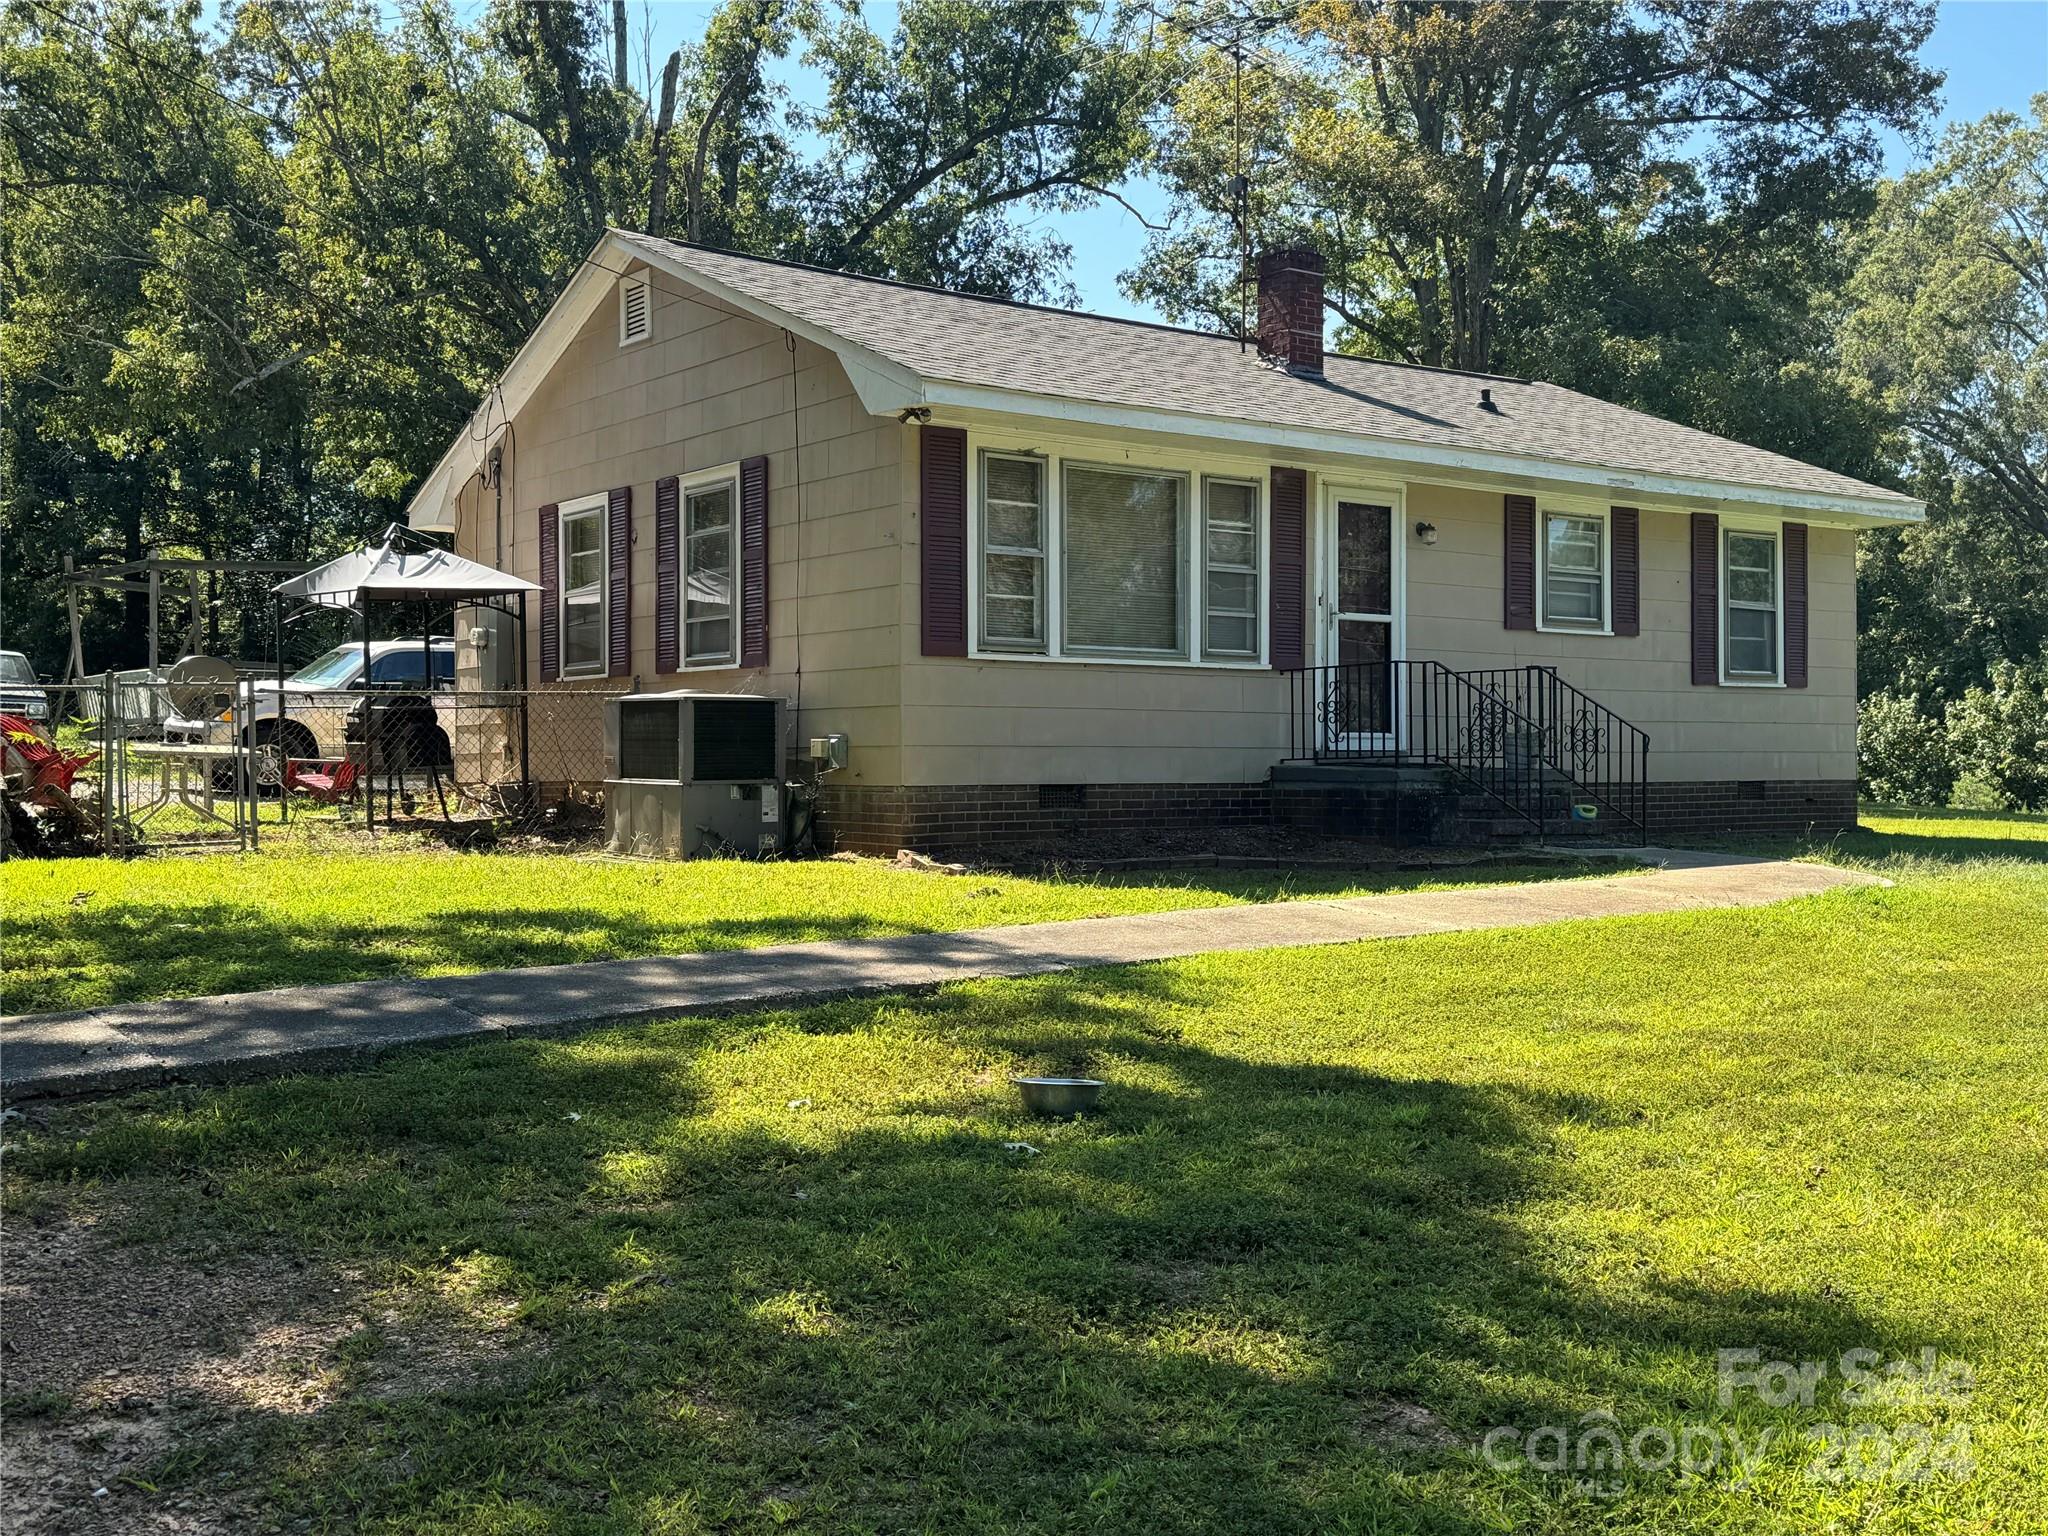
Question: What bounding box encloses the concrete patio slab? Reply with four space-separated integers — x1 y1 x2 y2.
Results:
2 853 1883 1100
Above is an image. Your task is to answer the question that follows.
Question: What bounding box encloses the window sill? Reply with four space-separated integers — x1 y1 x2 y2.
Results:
1535 621 1614 637
961 648 1269 672
679 658 741 674
1719 676 1787 689
559 668 608 681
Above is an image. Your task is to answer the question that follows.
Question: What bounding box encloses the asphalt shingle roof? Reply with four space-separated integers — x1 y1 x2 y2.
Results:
617 231 1915 510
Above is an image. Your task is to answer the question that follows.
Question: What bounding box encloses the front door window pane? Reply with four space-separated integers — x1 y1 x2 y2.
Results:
1337 501 1392 615
1335 618 1392 735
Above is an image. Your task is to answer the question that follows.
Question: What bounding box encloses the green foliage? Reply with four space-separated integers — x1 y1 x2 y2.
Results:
1134 0 1938 375
1944 656 2048 812
0 0 1157 675
1841 97 2048 544
1860 658 2048 813
1857 689 1955 807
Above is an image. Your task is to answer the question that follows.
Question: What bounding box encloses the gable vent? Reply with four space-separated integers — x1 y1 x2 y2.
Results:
619 273 651 346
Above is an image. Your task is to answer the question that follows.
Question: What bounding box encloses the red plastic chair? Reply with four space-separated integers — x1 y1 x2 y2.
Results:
285 753 360 804
0 714 97 807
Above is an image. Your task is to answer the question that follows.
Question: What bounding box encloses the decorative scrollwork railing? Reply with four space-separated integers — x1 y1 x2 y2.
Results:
1282 660 1649 842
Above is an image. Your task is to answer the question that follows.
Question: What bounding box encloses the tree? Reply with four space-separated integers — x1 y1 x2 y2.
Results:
1841 98 2048 543
1 0 1171 675
1134 0 1939 374
793 0 1162 298
0 0 326 669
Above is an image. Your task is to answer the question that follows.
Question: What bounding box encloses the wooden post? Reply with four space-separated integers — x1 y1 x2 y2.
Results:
62 555 86 685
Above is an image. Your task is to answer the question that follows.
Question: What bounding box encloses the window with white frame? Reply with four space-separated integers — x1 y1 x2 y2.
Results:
1723 527 1780 680
1540 508 1605 629
619 272 651 345
979 453 1046 651
559 499 607 675
683 477 737 665
1061 463 1188 658
1202 476 1260 657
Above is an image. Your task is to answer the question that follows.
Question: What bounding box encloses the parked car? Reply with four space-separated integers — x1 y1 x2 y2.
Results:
164 639 454 786
0 650 52 725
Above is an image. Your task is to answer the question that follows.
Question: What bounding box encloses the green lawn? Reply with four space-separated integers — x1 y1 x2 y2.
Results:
3 807 2043 1532
0 846 1611 1016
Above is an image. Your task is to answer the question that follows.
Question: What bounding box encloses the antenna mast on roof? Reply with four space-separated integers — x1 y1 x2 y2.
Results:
1232 21 1248 354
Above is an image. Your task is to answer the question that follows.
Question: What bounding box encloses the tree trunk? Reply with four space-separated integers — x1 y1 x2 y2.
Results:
611 0 628 89
648 50 681 235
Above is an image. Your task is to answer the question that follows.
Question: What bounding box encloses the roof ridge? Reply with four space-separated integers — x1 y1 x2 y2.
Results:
612 228 1533 386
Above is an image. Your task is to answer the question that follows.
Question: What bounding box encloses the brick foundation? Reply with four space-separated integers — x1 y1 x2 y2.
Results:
814 782 1269 856
815 778 1859 854
1642 779 1858 840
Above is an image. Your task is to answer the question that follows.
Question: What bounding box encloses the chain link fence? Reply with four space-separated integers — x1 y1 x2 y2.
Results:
12 680 821 859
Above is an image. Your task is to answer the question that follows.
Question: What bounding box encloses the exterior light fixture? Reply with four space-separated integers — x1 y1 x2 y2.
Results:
1415 521 1439 545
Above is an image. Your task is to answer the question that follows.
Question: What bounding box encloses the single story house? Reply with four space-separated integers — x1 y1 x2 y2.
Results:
404 230 1922 851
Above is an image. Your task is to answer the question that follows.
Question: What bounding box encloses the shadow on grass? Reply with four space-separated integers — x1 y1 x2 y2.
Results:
1772 807 2048 870
14 962 1947 1534
5 856 1614 1016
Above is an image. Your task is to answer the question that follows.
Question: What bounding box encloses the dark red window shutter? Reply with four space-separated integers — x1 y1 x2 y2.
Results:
1503 494 1536 629
606 485 632 678
538 502 560 682
919 425 968 657
1269 466 1307 669
1612 506 1641 637
654 476 680 674
1784 521 1809 688
1691 512 1720 685
740 454 769 667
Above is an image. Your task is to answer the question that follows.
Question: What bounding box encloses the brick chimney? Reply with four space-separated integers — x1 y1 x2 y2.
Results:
1256 247 1325 377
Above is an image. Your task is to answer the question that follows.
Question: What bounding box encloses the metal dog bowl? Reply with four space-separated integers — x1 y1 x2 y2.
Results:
1012 1075 1105 1118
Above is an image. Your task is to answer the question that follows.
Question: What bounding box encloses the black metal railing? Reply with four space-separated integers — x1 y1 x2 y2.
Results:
1284 659 1553 833
1282 659 1650 842
1455 666 1649 840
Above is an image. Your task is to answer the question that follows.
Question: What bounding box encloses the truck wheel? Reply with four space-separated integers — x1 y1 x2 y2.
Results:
244 720 319 796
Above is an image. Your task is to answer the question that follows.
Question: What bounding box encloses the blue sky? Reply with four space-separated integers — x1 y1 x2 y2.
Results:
611 0 2047 318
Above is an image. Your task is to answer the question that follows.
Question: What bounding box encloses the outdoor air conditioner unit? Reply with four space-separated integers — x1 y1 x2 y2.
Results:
602 689 787 858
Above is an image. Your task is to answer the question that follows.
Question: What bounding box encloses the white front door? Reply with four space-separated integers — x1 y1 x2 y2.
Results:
1319 486 1405 750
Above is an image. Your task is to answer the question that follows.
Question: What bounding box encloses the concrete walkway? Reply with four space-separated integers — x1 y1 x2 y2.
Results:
2 850 1881 1099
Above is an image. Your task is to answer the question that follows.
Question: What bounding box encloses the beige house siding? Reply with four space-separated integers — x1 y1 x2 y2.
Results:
1404 482 1857 784
898 466 1858 788
446 264 1857 797
448 265 908 789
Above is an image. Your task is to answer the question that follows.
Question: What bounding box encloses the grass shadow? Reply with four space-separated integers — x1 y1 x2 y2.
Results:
7 960 1955 1533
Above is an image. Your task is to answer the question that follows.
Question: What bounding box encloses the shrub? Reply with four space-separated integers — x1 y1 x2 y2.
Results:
1859 690 1955 806
1944 656 2048 812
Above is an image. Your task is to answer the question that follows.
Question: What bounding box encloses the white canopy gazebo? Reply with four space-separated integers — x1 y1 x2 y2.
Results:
270 525 541 821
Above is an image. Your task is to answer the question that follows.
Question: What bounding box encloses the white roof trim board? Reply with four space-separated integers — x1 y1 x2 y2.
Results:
407 229 1923 530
